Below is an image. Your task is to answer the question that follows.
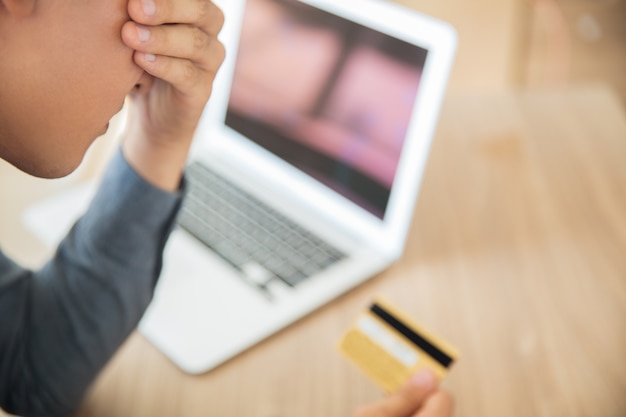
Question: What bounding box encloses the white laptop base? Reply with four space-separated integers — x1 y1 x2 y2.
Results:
141 143 394 373
142 207 389 373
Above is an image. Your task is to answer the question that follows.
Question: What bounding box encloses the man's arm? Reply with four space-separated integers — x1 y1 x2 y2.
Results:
0 149 183 417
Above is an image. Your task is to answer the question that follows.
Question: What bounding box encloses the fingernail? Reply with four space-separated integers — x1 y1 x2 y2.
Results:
142 0 156 17
144 53 156 62
136 26 150 42
410 369 437 389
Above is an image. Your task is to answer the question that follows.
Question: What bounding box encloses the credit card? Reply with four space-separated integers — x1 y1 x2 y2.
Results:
338 298 459 392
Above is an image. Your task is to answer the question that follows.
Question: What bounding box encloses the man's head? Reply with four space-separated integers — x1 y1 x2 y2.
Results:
0 0 150 178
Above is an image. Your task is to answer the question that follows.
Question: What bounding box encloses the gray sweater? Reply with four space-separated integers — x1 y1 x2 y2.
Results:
0 150 184 417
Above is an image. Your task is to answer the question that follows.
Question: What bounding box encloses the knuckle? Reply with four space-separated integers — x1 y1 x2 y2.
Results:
204 40 226 75
215 6 225 32
196 0 210 19
192 26 209 52
182 60 197 84
214 40 226 65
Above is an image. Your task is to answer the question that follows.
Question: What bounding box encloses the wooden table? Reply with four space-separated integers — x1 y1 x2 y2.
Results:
2 86 625 417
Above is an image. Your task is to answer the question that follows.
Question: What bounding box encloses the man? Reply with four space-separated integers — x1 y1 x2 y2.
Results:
0 0 453 416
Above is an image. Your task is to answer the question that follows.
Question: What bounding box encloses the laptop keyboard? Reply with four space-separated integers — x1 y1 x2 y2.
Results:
177 162 346 288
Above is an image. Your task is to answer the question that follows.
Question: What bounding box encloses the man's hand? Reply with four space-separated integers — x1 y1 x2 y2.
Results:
351 370 454 417
121 0 225 191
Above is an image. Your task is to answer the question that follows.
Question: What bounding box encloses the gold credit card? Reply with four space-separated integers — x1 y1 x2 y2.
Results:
338 298 459 392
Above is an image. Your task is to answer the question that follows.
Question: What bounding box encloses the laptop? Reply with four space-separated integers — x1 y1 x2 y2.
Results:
137 0 457 374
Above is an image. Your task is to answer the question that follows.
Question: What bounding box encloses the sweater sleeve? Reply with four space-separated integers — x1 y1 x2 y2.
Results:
0 148 184 417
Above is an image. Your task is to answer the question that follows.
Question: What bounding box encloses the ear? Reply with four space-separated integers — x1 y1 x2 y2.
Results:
1 0 37 17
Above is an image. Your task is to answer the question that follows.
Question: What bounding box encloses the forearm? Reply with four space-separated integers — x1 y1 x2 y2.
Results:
120 108 195 193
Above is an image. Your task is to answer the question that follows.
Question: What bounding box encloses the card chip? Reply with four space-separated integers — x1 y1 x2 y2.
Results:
338 299 459 392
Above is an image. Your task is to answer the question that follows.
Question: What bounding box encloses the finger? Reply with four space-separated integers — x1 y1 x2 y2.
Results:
352 370 438 417
133 52 212 100
128 0 225 36
122 21 218 69
414 391 454 417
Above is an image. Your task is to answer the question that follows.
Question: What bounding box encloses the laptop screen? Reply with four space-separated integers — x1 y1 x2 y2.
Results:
225 0 429 219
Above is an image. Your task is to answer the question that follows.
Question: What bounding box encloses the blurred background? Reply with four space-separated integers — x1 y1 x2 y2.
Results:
397 0 626 102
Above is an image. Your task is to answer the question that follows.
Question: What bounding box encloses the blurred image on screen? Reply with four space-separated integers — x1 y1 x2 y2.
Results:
226 0 428 219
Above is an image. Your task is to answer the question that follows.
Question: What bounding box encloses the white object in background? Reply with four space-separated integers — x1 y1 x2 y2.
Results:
22 182 96 248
